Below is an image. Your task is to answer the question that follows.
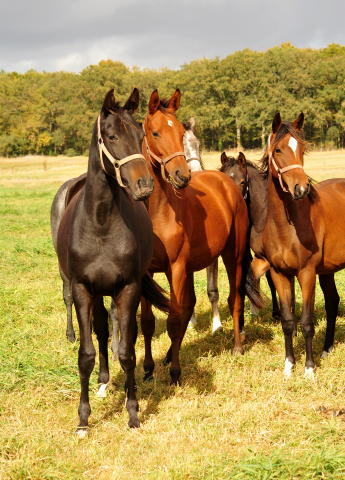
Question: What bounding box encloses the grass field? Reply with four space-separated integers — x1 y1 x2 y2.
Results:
1 152 345 479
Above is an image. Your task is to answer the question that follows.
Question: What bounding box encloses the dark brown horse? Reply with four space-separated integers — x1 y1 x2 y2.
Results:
54 88 170 434
138 89 263 385
262 112 345 377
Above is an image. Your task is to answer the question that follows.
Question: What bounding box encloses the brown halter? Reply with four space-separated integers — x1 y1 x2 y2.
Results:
143 125 186 182
268 135 305 193
97 115 147 188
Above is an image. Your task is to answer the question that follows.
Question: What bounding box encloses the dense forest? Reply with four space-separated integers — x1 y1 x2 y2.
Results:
1 43 345 157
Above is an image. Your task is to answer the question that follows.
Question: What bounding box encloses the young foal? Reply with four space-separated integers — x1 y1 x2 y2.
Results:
262 112 345 377
219 152 280 319
55 89 169 433
183 117 222 333
139 89 262 385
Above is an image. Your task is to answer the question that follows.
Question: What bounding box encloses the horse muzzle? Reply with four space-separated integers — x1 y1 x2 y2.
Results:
172 170 191 189
293 182 310 200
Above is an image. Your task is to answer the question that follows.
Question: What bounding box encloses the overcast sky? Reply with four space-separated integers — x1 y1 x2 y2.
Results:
1 0 345 74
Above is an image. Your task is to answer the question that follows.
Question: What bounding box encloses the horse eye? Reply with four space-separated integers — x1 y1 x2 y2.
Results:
108 134 115 141
275 148 281 153
152 132 159 138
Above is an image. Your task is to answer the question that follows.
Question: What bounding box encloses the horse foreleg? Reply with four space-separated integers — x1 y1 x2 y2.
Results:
115 282 141 428
270 269 297 377
141 298 156 381
110 299 120 361
206 260 222 333
297 269 316 377
249 256 270 315
60 265 75 342
93 297 110 397
319 273 339 358
165 269 195 385
72 280 95 436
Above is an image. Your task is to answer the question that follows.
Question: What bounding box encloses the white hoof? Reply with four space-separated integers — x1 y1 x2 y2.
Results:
76 428 88 438
212 315 223 334
250 303 259 315
283 358 294 378
304 367 315 380
321 351 328 359
96 383 108 398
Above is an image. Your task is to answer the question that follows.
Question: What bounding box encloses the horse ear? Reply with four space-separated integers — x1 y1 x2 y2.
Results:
168 89 181 112
292 112 304 132
190 116 195 130
238 152 246 167
124 88 139 113
102 89 115 114
272 112 282 133
148 89 160 115
220 152 228 165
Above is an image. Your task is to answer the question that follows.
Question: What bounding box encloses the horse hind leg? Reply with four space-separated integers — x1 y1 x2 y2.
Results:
60 265 75 342
141 298 156 381
110 299 120 361
93 297 110 397
319 273 339 358
206 260 222 333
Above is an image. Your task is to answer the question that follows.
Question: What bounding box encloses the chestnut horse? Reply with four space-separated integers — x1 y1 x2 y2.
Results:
138 89 262 385
262 112 345 377
54 88 170 433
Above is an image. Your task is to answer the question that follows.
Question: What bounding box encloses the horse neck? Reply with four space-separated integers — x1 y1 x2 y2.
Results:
247 167 268 228
83 123 122 227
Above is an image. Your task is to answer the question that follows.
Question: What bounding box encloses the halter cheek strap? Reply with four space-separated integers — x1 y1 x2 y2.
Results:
186 157 201 164
143 125 186 182
267 135 305 193
97 115 146 188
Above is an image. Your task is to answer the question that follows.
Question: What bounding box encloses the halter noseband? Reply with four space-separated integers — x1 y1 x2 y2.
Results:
268 134 305 193
97 115 146 188
143 124 186 182
186 157 201 164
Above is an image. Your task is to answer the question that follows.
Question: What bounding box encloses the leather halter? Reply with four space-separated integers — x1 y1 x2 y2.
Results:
186 157 200 164
268 135 305 193
143 124 186 182
97 115 146 188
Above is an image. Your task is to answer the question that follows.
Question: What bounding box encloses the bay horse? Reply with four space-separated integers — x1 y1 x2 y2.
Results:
183 117 222 333
261 111 345 377
137 89 263 385
54 88 170 433
219 151 281 319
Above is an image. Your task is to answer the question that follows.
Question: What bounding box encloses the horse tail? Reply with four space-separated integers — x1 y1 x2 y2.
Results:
141 273 171 313
241 249 265 310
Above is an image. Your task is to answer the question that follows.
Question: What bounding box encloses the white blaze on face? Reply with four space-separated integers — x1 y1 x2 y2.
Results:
167 120 173 127
288 137 298 157
183 130 202 172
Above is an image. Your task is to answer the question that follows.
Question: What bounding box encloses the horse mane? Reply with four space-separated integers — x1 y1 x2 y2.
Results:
259 121 318 201
219 156 259 173
158 97 176 115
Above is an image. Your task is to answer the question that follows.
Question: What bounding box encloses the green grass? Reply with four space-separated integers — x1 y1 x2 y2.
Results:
1 163 345 478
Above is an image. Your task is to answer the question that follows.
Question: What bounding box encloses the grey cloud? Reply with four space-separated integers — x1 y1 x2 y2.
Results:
1 0 345 73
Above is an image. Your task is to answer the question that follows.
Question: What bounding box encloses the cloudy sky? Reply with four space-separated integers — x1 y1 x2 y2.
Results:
1 0 345 73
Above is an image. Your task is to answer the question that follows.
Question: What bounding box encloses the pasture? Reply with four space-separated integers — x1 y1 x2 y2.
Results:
1 151 345 479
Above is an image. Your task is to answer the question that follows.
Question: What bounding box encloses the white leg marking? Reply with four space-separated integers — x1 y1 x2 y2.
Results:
321 351 329 359
96 383 108 398
288 137 298 157
76 428 88 439
250 302 259 315
304 367 315 380
189 311 197 327
212 314 223 334
284 358 294 377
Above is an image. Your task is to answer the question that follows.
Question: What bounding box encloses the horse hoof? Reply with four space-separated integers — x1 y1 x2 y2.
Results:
233 347 244 356
66 333 76 343
304 367 315 380
284 358 294 378
128 418 140 429
75 427 88 438
321 351 328 359
213 325 223 334
143 371 154 382
96 383 108 398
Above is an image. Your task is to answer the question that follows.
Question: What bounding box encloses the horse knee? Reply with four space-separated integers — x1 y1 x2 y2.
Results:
78 350 95 375
118 350 136 371
207 287 219 304
300 317 315 338
281 316 296 336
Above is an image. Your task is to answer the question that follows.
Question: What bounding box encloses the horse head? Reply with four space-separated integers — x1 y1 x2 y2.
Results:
99 88 154 201
267 112 310 200
220 152 249 197
144 89 191 189
183 116 202 172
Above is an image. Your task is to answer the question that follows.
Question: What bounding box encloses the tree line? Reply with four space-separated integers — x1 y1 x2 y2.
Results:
1 42 345 157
